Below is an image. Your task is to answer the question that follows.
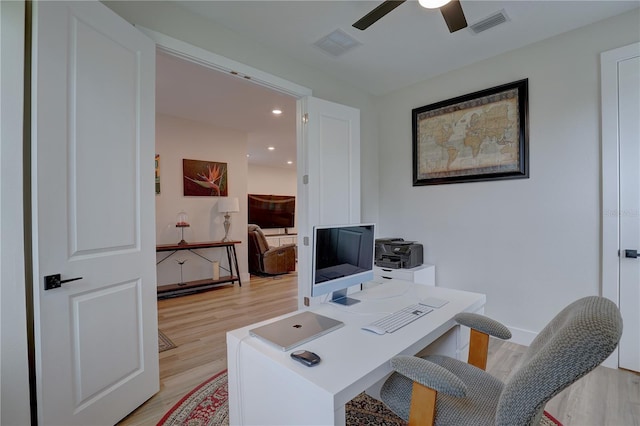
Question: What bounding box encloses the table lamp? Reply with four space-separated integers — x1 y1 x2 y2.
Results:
218 197 240 242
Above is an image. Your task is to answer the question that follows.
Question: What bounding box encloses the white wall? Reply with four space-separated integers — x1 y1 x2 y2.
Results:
375 10 640 343
0 1 31 424
248 164 297 196
155 113 249 284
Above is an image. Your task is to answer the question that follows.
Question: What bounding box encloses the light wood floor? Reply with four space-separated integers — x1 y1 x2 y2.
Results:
120 274 639 425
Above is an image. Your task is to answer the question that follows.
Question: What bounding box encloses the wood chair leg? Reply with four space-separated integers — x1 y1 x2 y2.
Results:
468 328 490 370
408 381 437 426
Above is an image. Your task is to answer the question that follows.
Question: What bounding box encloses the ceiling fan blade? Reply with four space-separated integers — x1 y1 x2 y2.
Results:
352 0 406 31
440 0 467 33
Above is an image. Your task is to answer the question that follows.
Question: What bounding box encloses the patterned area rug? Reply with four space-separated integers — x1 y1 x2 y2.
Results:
158 330 177 353
157 370 228 425
157 370 563 426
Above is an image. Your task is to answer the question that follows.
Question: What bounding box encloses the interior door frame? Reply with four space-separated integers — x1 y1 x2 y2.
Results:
138 27 311 99
601 41 640 369
1 1 32 424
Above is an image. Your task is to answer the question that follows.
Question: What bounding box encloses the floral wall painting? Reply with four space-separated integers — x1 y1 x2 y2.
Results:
413 79 529 186
155 154 161 195
183 159 228 196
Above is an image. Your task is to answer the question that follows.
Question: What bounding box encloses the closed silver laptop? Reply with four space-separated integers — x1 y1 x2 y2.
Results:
249 311 344 351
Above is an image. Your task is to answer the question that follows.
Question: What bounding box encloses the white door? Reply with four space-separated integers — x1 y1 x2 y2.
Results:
618 52 640 373
602 42 640 372
32 2 158 424
297 97 361 306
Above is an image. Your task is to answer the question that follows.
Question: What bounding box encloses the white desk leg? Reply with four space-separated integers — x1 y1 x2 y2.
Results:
334 406 346 426
227 332 339 425
226 333 242 424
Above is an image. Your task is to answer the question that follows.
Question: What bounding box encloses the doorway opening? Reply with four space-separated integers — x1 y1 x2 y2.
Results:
154 49 299 291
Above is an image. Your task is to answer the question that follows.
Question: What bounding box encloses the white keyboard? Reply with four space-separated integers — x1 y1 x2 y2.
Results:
365 304 433 334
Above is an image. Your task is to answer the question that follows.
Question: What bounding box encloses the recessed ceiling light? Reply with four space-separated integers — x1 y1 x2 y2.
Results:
287 161 293 165
268 146 275 151
246 154 250 157
272 109 282 115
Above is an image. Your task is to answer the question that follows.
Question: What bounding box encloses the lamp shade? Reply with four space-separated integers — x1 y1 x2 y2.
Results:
218 197 240 213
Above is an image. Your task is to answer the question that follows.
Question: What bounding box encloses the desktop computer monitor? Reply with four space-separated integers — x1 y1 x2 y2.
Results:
311 223 375 305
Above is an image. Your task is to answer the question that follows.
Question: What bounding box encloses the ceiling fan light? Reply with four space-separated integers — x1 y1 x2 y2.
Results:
418 0 451 9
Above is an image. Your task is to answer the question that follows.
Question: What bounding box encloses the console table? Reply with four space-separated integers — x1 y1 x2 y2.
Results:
156 240 241 299
227 280 485 425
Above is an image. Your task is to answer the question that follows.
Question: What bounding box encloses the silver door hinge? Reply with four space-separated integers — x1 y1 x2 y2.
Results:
303 236 309 246
303 113 309 124
303 175 309 184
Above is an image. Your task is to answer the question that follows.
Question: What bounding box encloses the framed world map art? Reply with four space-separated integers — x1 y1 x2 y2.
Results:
412 79 529 186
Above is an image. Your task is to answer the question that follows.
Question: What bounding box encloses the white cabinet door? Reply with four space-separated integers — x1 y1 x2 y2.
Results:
32 2 158 424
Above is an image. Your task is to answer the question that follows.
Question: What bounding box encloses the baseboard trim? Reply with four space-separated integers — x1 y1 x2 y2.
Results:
506 326 537 347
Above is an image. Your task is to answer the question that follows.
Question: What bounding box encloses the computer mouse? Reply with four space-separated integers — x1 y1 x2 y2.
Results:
361 324 386 335
291 350 321 366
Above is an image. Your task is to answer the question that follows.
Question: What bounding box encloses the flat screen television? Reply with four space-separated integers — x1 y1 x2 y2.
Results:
247 194 295 230
311 223 375 305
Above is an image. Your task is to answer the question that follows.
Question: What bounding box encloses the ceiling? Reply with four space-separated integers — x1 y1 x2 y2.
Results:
156 1 638 168
156 51 298 169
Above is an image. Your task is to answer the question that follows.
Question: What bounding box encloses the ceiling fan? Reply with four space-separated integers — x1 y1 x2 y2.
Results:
352 0 467 33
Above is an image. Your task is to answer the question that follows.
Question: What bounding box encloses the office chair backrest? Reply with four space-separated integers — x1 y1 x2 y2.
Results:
496 296 623 426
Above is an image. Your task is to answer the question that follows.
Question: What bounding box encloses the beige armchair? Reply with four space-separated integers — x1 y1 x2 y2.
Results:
248 224 296 275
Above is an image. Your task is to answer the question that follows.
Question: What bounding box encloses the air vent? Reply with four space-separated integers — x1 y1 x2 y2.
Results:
469 10 509 34
313 29 361 57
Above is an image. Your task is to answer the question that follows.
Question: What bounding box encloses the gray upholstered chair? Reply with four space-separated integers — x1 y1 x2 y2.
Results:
380 296 623 426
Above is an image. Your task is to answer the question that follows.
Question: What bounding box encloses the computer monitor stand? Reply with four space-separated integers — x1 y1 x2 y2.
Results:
331 288 360 306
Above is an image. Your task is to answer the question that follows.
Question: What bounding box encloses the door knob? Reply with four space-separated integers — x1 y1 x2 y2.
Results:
623 249 638 259
44 274 83 290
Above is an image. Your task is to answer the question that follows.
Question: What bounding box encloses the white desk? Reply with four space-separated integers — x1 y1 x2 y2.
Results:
226 279 485 425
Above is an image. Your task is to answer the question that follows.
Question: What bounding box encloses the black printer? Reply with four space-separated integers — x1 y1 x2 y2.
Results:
375 238 423 269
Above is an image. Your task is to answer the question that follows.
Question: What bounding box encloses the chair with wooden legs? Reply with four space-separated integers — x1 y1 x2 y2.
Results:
379 296 623 426
454 312 512 370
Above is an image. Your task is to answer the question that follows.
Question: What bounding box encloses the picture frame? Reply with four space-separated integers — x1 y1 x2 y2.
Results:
412 79 529 186
183 159 228 196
